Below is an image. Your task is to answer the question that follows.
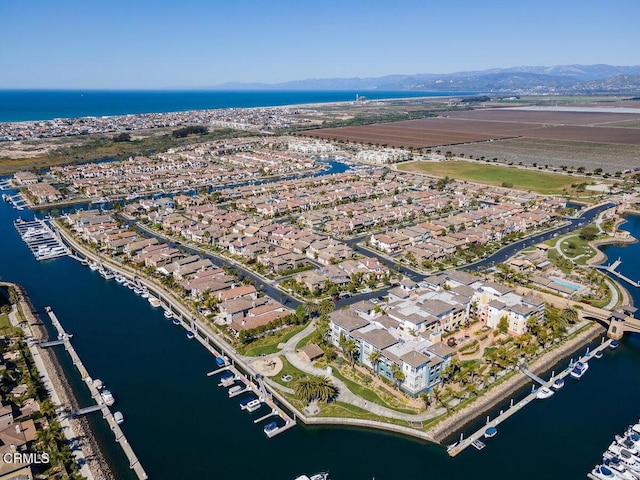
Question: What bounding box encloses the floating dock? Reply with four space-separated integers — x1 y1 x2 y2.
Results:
45 306 148 480
448 339 612 457
14 219 69 261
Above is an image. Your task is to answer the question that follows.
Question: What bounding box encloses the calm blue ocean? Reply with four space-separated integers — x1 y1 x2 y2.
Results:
0 90 458 123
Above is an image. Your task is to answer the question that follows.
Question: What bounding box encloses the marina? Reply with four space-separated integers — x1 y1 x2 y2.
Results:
43 306 148 480
448 339 613 457
588 419 640 480
54 220 299 442
14 218 70 260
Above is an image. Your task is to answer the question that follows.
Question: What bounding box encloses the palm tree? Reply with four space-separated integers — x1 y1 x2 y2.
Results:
317 299 335 317
390 364 405 389
560 307 579 325
368 350 381 374
342 338 359 367
303 301 317 319
418 392 431 410
294 377 315 404
313 376 338 402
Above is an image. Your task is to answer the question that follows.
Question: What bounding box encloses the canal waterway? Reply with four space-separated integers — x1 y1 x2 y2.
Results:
1 190 640 478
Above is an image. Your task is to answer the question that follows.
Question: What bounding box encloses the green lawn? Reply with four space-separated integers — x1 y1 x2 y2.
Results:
241 323 308 357
271 355 307 387
558 235 596 264
0 314 12 336
332 368 418 414
318 401 414 428
398 160 590 195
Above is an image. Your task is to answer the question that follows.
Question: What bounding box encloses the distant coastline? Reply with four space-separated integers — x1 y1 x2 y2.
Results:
0 90 463 123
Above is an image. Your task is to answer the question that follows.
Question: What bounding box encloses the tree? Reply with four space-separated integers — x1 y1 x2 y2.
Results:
294 375 337 404
390 363 405 389
317 299 335 316
342 338 359 366
368 350 381 374
498 315 509 334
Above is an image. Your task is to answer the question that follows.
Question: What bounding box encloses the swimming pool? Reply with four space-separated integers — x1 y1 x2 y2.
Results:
552 278 581 291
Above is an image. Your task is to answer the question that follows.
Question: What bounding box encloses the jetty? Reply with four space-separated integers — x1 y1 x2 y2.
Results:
44 306 148 480
14 218 70 261
448 339 612 457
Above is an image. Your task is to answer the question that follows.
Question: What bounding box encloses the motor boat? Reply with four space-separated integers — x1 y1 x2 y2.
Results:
114 411 124 424
294 474 329 480
604 457 640 480
552 378 565 390
570 361 589 379
591 465 618 479
484 427 497 438
595 350 604 359
610 340 620 349
536 387 555 399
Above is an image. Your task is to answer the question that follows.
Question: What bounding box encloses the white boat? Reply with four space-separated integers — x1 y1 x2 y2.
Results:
617 433 640 451
114 411 124 424
148 296 161 307
604 453 640 475
294 474 329 480
140 291 149 299
591 465 618 479
604 458 640 480
89 263 99 271
595 350 604 359
246 399 261 413
163 310 174 319
92 379 104 390
536 387 555 399
608 441 640 461
228 385 243 396
570 361 589 379
100 389 115 407
552 378 565 390
484 426 497 438
115 276 126 284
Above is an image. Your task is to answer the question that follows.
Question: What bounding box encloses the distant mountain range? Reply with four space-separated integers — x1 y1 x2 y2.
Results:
215 64 640 94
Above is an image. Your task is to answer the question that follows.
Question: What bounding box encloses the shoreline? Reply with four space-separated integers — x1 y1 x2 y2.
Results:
428 323 605 443
4 282 115 480
0 91 458 125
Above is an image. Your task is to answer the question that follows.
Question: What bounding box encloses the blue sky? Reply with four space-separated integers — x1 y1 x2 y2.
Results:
2 0 639 89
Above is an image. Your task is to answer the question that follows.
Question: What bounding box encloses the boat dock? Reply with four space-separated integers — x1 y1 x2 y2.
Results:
44 306 148 480
14 219 70 261
3 192 27 210
596 258 640 288
448 339 612 457
212 365 296 438
53 221 297 440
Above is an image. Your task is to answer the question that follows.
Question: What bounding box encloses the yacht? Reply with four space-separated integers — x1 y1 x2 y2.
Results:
591 465 619 479
100 389 115 407
536 387 555 399
552 378 565 390
114 411 124 424
607 441 640 460
617 434 640 451
604 458 640 480
604 453 640 475
570 361 589 379
294 474 329 480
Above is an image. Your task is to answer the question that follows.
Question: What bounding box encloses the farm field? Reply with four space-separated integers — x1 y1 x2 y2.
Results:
303 107 640 173
397 160 607 195
442 138 640 174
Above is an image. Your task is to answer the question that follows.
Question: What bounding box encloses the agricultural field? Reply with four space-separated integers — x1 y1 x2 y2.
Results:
303 106 640 173
442 138 640 174
397 160 606 195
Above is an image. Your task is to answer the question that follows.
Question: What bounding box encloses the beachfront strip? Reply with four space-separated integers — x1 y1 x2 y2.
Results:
0 104 320 141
